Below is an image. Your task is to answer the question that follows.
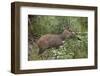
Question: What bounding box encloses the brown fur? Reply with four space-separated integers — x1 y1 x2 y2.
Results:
37 28 75 55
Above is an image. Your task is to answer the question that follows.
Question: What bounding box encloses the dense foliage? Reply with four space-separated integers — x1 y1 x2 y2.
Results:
28 15 88 60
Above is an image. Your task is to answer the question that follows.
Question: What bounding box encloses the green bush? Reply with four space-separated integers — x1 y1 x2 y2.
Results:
28 15 88 61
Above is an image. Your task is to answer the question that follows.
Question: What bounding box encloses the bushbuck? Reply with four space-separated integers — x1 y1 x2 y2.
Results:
37 27 76 55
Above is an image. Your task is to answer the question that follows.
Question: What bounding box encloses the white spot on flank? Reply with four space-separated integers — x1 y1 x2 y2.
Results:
62 41 65 43
60 46 63 48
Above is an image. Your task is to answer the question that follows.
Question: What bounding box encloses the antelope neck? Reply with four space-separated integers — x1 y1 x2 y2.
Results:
59 34 66 40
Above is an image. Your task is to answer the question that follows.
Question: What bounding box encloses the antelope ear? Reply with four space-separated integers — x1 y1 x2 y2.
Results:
63 25 69 29
67 26 70 29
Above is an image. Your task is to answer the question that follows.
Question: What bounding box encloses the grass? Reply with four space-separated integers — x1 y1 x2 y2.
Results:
28 15 88 61
28 33 88 61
